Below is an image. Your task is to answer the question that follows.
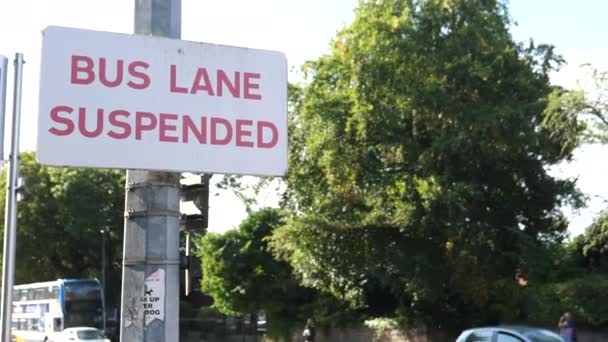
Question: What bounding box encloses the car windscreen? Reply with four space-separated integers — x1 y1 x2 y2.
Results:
64 282 102 301
76 329 104 340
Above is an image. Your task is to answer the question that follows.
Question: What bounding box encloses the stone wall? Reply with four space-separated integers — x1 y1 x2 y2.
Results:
179 323 608 342
291 325 453 342
574 328 608 342
289 325 608 342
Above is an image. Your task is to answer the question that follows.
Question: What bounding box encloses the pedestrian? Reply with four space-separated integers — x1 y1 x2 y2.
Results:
302 318 315 342
558 312 578 342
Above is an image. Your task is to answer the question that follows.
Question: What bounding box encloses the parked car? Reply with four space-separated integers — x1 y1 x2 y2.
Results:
54 327 110 342
456 326 565 342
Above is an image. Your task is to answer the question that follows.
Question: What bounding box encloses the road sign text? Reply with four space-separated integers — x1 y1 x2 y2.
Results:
38 26 287 175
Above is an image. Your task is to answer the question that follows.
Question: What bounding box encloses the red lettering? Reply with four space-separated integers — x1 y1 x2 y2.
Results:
217 70 240 98
48 106 277 147
99 58 124 87
244 72 261 100
235 119 254 147
77 107 104 138
135 112 158 140
49 105 75 136
108 110 131 139
70 55 95 85
257 121 278 148
182 115 207 144
170 65 188 93
190 68 215 95
127 61 151 90
159 113 179 143
210 118 232 145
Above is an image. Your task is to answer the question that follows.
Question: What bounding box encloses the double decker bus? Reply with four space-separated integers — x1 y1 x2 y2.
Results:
11 279 105 342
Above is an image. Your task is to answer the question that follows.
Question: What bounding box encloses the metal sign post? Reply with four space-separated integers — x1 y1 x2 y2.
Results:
120 2 181 342
0 55 7 161
0 53 25 342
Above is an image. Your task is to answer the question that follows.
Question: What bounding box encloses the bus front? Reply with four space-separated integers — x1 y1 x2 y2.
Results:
61 279 104 330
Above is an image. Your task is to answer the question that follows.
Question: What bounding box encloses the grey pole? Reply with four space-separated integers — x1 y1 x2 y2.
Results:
184 232 191 295
0 53 24 342
101 228 107 334
0 55 7 161
119 2 181 342
0 54 9 342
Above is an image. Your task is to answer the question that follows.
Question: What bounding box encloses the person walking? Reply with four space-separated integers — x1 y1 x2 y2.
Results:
558 312 578 342
302 318 316 342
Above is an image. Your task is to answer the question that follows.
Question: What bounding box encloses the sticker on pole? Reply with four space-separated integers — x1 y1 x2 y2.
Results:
142 269 165 325
37 26 287 176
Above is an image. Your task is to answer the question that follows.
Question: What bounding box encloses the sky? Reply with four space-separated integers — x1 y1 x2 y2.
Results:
0 0 606 236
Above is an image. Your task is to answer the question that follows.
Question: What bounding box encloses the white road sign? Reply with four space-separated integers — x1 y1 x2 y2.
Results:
37 26 287 176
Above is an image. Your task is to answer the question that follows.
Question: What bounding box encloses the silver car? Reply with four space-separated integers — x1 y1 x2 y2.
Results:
456 326 566 342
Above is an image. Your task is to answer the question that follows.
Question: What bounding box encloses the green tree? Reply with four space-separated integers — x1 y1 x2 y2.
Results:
272 0 582 329
520 212 608 328
197 209 318 339
0 152 125 308
543 66 608 145
573 210 608 272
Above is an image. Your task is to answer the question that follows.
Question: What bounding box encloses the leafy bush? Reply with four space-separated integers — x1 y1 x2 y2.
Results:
364 317 400 340
527 274 608 327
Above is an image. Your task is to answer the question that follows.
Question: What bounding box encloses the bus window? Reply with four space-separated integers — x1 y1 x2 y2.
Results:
18 319 26 330
34 288 45 300
45 286 54 299
26 318 36 331
53 318 62 332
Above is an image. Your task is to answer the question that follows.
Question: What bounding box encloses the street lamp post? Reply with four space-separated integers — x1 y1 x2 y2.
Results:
100 227 108 334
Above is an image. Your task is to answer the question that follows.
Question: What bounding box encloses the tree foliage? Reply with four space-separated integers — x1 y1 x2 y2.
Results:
523 213 608 328
543 66 608 145
584 68 608 142
197 209 319 338
570 210 608 272
0 152 125 306
526 274 608 327
271 0 582 329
